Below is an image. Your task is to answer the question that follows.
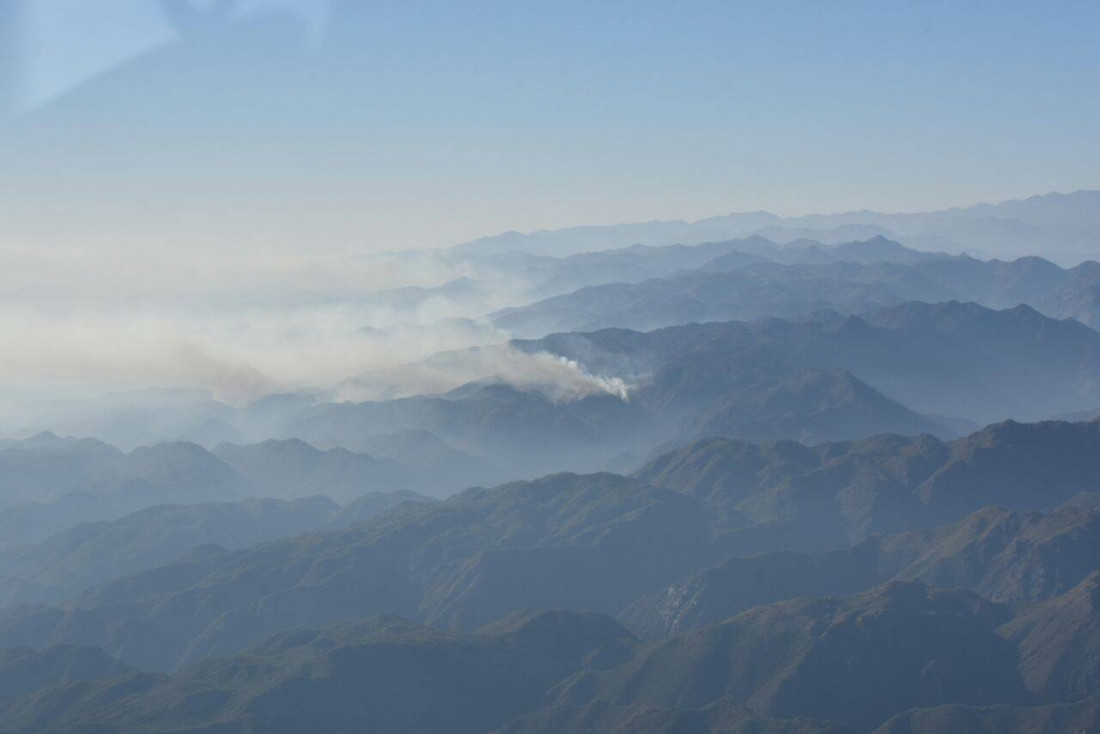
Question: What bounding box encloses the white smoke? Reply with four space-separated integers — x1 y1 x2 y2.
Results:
335 345 631 404
541 355 631 402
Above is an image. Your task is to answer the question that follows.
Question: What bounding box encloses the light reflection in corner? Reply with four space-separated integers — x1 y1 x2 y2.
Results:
0 0 330 116
0 0 22 116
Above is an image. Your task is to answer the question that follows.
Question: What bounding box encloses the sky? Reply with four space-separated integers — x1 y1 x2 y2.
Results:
0 0 1097 252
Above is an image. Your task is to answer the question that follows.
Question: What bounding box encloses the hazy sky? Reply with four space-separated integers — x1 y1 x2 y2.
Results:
1 0 1097 252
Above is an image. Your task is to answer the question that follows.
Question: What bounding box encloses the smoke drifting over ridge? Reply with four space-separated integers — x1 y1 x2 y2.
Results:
338 346 632 404
0 241 633 437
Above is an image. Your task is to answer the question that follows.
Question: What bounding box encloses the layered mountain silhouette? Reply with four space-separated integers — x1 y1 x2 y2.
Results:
0 497 338 607
494 260 924 337
0 416 1092 730
0 418 1094 681
636 419 1100 543
457 190 1100 264
0 434 447 549
493 238 1100 337
290 370 943 479
9 579 1094 732
0 472 718 671
300 298 1100 476
212 438 414 503
0 433 250 510
522 300 1100 427
15 298 1098 494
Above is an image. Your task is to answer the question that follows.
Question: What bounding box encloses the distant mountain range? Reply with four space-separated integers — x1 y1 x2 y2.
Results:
493 237 1100 337
254 298 1100 480
0 433 439 550
0 435 253 545
634 418 1100 544
212 438 413 504
455 190 1100 265
0 492 432 608
522 300 1100 427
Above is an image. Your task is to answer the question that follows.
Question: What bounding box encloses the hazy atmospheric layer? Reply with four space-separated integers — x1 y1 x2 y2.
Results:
3 188 1100 440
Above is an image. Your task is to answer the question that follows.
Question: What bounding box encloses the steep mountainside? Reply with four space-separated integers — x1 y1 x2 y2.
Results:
872 696 1100 734
353 429 506 494
496 699 853 734
0 418 1092 731
635 420 1100 543
552 582 1027 732
998 572 1100 703
0 497 341 607
214 438 414 502
621 505 1100 638
0 473 718 671
0 419 1094 676
0 611 637 734
0 437 432 549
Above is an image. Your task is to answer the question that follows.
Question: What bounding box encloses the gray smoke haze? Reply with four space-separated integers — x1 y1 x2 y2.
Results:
0 240 635 439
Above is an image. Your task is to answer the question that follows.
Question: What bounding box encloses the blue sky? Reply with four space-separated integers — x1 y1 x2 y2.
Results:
1 0 1098 250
